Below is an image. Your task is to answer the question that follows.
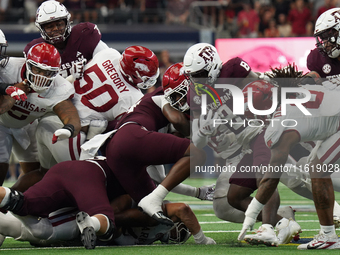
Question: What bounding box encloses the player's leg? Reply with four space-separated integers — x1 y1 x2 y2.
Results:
298 132 340 250
36 114 86 169
138 143 205 225
0 129 13 185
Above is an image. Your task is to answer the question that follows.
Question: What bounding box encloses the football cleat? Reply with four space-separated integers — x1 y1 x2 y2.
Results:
297 231 340 250
76 211 97 249
244 224 279 247
277 206 296 221
276 218 302 244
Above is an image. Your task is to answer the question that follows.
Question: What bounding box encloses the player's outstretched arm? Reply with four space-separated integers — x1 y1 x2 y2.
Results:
52 99 81 143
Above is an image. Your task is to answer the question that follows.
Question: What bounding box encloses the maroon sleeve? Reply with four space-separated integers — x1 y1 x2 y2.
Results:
71 22 102 59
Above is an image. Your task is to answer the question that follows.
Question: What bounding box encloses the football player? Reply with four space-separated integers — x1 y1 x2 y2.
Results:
238 66 340 250
160 61 303 246
36 45 158 173
307 8 340 86
137 43 269 227
0 157 215 248
0 42 80 186
0 29 27 102
21 0 109 174
24 0 109 80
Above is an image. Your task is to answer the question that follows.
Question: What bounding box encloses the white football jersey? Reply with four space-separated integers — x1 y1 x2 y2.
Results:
72 48 144 126
0 57 75 129
265 85 340 148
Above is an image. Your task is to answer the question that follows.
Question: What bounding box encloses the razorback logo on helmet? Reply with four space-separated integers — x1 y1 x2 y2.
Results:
199 46 215 64
134 62 150 72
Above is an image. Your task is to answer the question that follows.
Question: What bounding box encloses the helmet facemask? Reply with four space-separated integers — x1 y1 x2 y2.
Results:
164 78 190 112
167 222 191 244
26 60 59 93
315 27 340 58
136 68 160 90
39 19 70 44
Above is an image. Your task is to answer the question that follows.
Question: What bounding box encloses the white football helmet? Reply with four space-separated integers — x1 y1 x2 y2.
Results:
0 29 8 68
183 43 222 84
35 0 71 44
314 7 340 58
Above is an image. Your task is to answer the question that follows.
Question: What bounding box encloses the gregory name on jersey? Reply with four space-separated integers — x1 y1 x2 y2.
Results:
102 59 129 93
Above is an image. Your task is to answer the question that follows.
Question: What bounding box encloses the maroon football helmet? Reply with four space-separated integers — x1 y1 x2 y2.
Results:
162 62 190 112
119 46 159 89
242 80 276 121
26 42 61 93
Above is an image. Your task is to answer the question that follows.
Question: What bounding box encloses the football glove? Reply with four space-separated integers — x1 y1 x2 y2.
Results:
198 109 220 136
52 124 75 144
70 59 87 80
5 86 27 101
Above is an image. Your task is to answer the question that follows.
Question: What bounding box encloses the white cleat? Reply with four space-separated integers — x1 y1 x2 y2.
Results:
138 194 174 227
76 211 96 249
297 231 340 250
244 224 279 247
276 218 302 244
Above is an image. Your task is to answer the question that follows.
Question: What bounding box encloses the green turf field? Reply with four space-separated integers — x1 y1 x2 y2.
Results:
1 178 340 254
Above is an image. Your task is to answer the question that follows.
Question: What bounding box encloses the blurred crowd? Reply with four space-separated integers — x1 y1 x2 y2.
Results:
0 0 338 38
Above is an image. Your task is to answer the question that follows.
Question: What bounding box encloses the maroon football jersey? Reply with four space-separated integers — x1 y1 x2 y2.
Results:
24 22 102 78
307 48 340 78
117 87 170 132
219 57 251 80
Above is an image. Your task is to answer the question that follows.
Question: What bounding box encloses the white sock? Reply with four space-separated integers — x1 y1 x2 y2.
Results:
171 184 196 197
320 225 336 237
153 185 169 200
193 228 205 243
90 216 101 232
0 187 11 207
245 197 264 219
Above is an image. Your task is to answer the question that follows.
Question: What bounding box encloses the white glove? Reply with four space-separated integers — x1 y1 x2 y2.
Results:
52 124 74 144
199 109 220 136
238 216 256 241
86 119 108 140
196 183 215 201
71 59 87 80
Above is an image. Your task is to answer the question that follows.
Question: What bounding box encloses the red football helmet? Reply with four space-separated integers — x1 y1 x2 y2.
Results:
162 62 190 112
26 42 61 93
119 46 159 89
242 80 276 121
